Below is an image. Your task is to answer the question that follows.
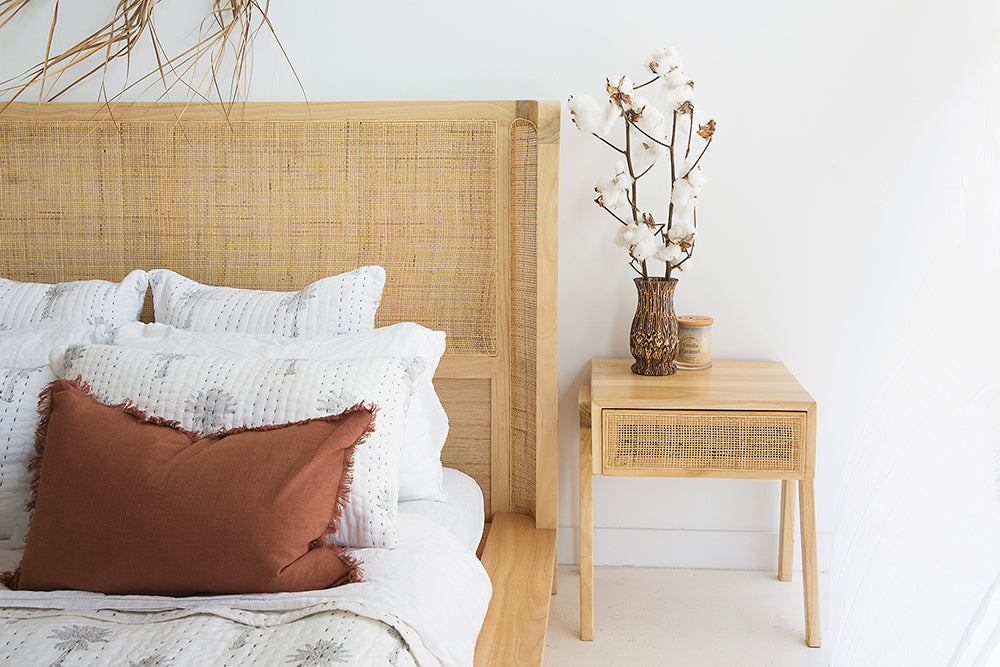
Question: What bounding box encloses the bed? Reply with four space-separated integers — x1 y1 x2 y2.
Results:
0 100 559 666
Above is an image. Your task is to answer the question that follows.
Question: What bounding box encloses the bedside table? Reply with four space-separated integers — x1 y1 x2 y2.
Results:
579 359 820 647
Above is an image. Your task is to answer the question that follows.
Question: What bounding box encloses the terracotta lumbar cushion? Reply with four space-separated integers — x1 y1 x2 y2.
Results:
8 379 372 596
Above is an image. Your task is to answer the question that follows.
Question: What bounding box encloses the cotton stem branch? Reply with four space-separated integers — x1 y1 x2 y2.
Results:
666 110 678 234
624 122 639 223
626 118 671 149
682 137 713 178
685 104 694 158
592 132 626 154
597 200 632 227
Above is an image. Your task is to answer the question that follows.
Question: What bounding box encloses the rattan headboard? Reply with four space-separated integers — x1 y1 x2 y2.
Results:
0 100 559 530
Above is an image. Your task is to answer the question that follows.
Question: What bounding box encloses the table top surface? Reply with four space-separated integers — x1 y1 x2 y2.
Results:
590 359 815 411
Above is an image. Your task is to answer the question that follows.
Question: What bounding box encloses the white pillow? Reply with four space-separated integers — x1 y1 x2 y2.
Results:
0 270 147 330
0 323 118 367
0 364 55 539
0 324 116 540
49 343 420 548
148 267 385 337
113 322 449 502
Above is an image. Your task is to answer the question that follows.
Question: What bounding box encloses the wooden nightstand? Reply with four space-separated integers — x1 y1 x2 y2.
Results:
579 359 820 647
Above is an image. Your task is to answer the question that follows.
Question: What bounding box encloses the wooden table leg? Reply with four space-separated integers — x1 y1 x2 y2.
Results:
778 480 795 582
579 387 594 641
799 478 821 647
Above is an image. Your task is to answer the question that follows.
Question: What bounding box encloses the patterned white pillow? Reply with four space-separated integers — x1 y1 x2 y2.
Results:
0 323 118 368
50 344 420 548
148 267 385 337
0 365 55 539
0 324 116 539
113 322 449 502
0 270 147 330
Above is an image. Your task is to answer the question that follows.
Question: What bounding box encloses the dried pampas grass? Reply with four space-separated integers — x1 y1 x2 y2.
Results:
0 0 301 115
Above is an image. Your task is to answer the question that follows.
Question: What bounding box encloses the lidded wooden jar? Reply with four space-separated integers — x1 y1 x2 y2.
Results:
676 315 713 370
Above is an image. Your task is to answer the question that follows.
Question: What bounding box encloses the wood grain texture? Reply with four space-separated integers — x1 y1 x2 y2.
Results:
475 512 557 667
778 479 795 582
436 378 492 516
533 108 560 531
0 100 522 122
579 386 594 641
591 359 816 412
799 478 822 647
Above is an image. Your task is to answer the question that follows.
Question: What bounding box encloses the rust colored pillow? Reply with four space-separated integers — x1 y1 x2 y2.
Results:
11 380 372 596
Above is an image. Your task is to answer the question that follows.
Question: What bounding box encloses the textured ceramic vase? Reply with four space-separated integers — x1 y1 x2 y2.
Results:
630 277 679 376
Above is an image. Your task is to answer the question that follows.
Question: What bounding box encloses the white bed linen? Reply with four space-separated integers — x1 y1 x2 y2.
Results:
399 468 485 553
0 513 491 666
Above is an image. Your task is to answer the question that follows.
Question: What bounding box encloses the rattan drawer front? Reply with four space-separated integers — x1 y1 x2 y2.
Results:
602 409 805 474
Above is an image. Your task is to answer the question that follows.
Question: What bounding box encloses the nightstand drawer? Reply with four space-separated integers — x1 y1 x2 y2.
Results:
602 409 805 475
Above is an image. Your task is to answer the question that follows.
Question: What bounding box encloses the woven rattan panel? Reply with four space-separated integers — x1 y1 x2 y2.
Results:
604 410 805 474
509 120 538 517
0 119 498 355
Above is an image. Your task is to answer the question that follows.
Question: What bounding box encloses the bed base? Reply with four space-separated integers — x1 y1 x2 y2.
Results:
476 513 557 666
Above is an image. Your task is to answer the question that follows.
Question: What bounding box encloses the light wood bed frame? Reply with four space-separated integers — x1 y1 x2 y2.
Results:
0 100 559 665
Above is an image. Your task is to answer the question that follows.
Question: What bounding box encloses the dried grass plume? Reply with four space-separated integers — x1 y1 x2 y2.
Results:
0 0 302 116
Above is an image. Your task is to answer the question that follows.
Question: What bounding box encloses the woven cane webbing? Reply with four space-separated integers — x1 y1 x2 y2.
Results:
604 410 804 474
0 119 498 355
509 119 538 517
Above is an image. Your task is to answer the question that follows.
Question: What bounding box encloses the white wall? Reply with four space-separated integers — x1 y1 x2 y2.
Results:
1 0 996 588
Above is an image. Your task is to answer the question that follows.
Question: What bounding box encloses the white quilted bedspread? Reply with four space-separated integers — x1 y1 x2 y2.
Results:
0 515 490 666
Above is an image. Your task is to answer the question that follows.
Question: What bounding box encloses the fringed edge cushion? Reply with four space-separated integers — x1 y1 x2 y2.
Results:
44 344 421 548
3 379 371 596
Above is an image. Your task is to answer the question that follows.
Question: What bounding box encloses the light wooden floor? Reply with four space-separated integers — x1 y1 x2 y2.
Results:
546 565 831 666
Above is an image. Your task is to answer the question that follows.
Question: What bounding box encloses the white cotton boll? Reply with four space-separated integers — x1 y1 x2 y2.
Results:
623 222 649 246
686 165 706 190
631 110 667 173
595 175 629 210
671 178 694 210
615 75 635 98
668 209 695 239
568 95 602 134
632 228 660 262
656 242 683 263
569 95 620 137
664 84 696 111
633 142 667 175
595 162 632 210
612 160 631 189
599 103 621 135
635 101 667 141
664 68 691 90
675 153 695 176
614 225 632 248
647 47 683 74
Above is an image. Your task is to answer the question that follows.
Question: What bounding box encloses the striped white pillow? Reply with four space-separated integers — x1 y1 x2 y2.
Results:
148 267 385 337
0 271 147 330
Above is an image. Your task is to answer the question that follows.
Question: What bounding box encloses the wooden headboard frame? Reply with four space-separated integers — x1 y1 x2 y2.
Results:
0 99 557 527
0 101 559 663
